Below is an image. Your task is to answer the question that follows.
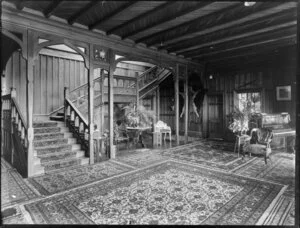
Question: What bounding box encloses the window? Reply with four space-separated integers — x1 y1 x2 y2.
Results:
237 92 261 112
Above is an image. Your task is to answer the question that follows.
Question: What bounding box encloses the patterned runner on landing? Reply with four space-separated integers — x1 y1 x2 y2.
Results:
28 161 133 195
24 161 284 225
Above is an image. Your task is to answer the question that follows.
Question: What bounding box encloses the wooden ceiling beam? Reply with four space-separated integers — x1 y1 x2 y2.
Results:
68 1 101 25
183 26 296 58
121 1 213 40
89 1 138 30
194 33 296 60
198 39 296 63
140 2 296 47
207 50 296 71
177 21 296 56
135 2 239 45
164 9 296 52
106 1 172 36
44 0 63 18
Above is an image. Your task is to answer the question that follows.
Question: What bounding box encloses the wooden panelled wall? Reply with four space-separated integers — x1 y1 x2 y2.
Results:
207 63 296 140
3 51 27 120
3 49 150 119
34 53 88 115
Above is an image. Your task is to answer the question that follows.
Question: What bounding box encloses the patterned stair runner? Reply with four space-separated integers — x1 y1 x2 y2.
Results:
33 121 89 175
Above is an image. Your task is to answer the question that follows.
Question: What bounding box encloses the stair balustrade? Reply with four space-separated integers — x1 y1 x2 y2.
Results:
64 95 89 156
1 93 28 177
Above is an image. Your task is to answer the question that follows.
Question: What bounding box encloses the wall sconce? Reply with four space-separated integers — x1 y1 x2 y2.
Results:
209 75 213 80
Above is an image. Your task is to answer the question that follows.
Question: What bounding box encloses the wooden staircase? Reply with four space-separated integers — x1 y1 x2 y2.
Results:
32 119 88 176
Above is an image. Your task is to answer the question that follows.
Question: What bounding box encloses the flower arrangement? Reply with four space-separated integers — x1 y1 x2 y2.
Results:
228 98 255 135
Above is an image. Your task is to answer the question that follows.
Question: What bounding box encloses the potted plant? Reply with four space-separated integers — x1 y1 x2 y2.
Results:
122 102 156 128
228 99 256 135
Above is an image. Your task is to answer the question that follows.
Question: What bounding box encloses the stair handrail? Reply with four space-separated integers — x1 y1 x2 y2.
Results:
69 76 102 95
64 94 89 155
49 77 102 116
129 65 159 89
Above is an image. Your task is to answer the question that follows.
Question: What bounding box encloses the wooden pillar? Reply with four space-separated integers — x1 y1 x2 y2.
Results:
175 64 180 145
88 44 94 164
26 30 35 177
184 66 188 143
99 69 104 135
108 50 115 159
156 87 160 121
135 72 139 106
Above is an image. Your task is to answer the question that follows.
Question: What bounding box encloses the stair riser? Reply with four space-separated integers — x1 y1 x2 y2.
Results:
39 151 79 164
35 145 73 156
34 127 61 134
33 122 58 128
34 133 65 141
34 139 68 148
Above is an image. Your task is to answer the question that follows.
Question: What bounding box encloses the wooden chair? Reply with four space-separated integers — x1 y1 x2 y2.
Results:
242 128 273 164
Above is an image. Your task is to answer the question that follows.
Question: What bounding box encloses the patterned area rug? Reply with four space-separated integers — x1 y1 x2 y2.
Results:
233 152 295 197
24 161 284 225
115 149 169 168
1 162 38 208
157 142 255 171
28 161 133 196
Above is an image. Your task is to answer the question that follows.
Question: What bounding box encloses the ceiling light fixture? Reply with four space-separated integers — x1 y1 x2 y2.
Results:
244 2 256 7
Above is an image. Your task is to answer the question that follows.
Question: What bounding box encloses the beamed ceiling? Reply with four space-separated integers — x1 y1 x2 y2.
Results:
5 1 298 70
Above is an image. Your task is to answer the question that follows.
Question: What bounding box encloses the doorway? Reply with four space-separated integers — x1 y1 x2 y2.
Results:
207 94 224 139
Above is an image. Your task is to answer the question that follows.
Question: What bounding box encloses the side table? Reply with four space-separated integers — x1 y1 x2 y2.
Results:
234 134 251 157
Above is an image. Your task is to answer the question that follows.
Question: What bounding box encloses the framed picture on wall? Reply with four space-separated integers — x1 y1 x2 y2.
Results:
276 85 291 101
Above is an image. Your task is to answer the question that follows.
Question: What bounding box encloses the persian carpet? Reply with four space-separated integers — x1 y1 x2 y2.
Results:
261 195 295 226
157 142 255 171
233 152 295 197
115 149 169 168
1 167 38 208
24 161 284 225
28 160 133 196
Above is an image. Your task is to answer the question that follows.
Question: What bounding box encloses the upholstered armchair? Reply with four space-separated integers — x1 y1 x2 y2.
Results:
242 128 273 164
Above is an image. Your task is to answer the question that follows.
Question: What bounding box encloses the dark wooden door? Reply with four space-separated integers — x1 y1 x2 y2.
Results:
207 94 223 138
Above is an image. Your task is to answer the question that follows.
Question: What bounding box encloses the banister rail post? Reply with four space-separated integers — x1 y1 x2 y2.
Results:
10 88 16 164
64 87 69 127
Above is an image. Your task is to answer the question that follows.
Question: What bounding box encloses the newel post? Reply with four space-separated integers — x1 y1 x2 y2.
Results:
64 87 69 127
10 87 16 163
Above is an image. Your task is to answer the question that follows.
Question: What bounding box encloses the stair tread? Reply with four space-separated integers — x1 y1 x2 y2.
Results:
37 149 84 158
34 144 72 150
